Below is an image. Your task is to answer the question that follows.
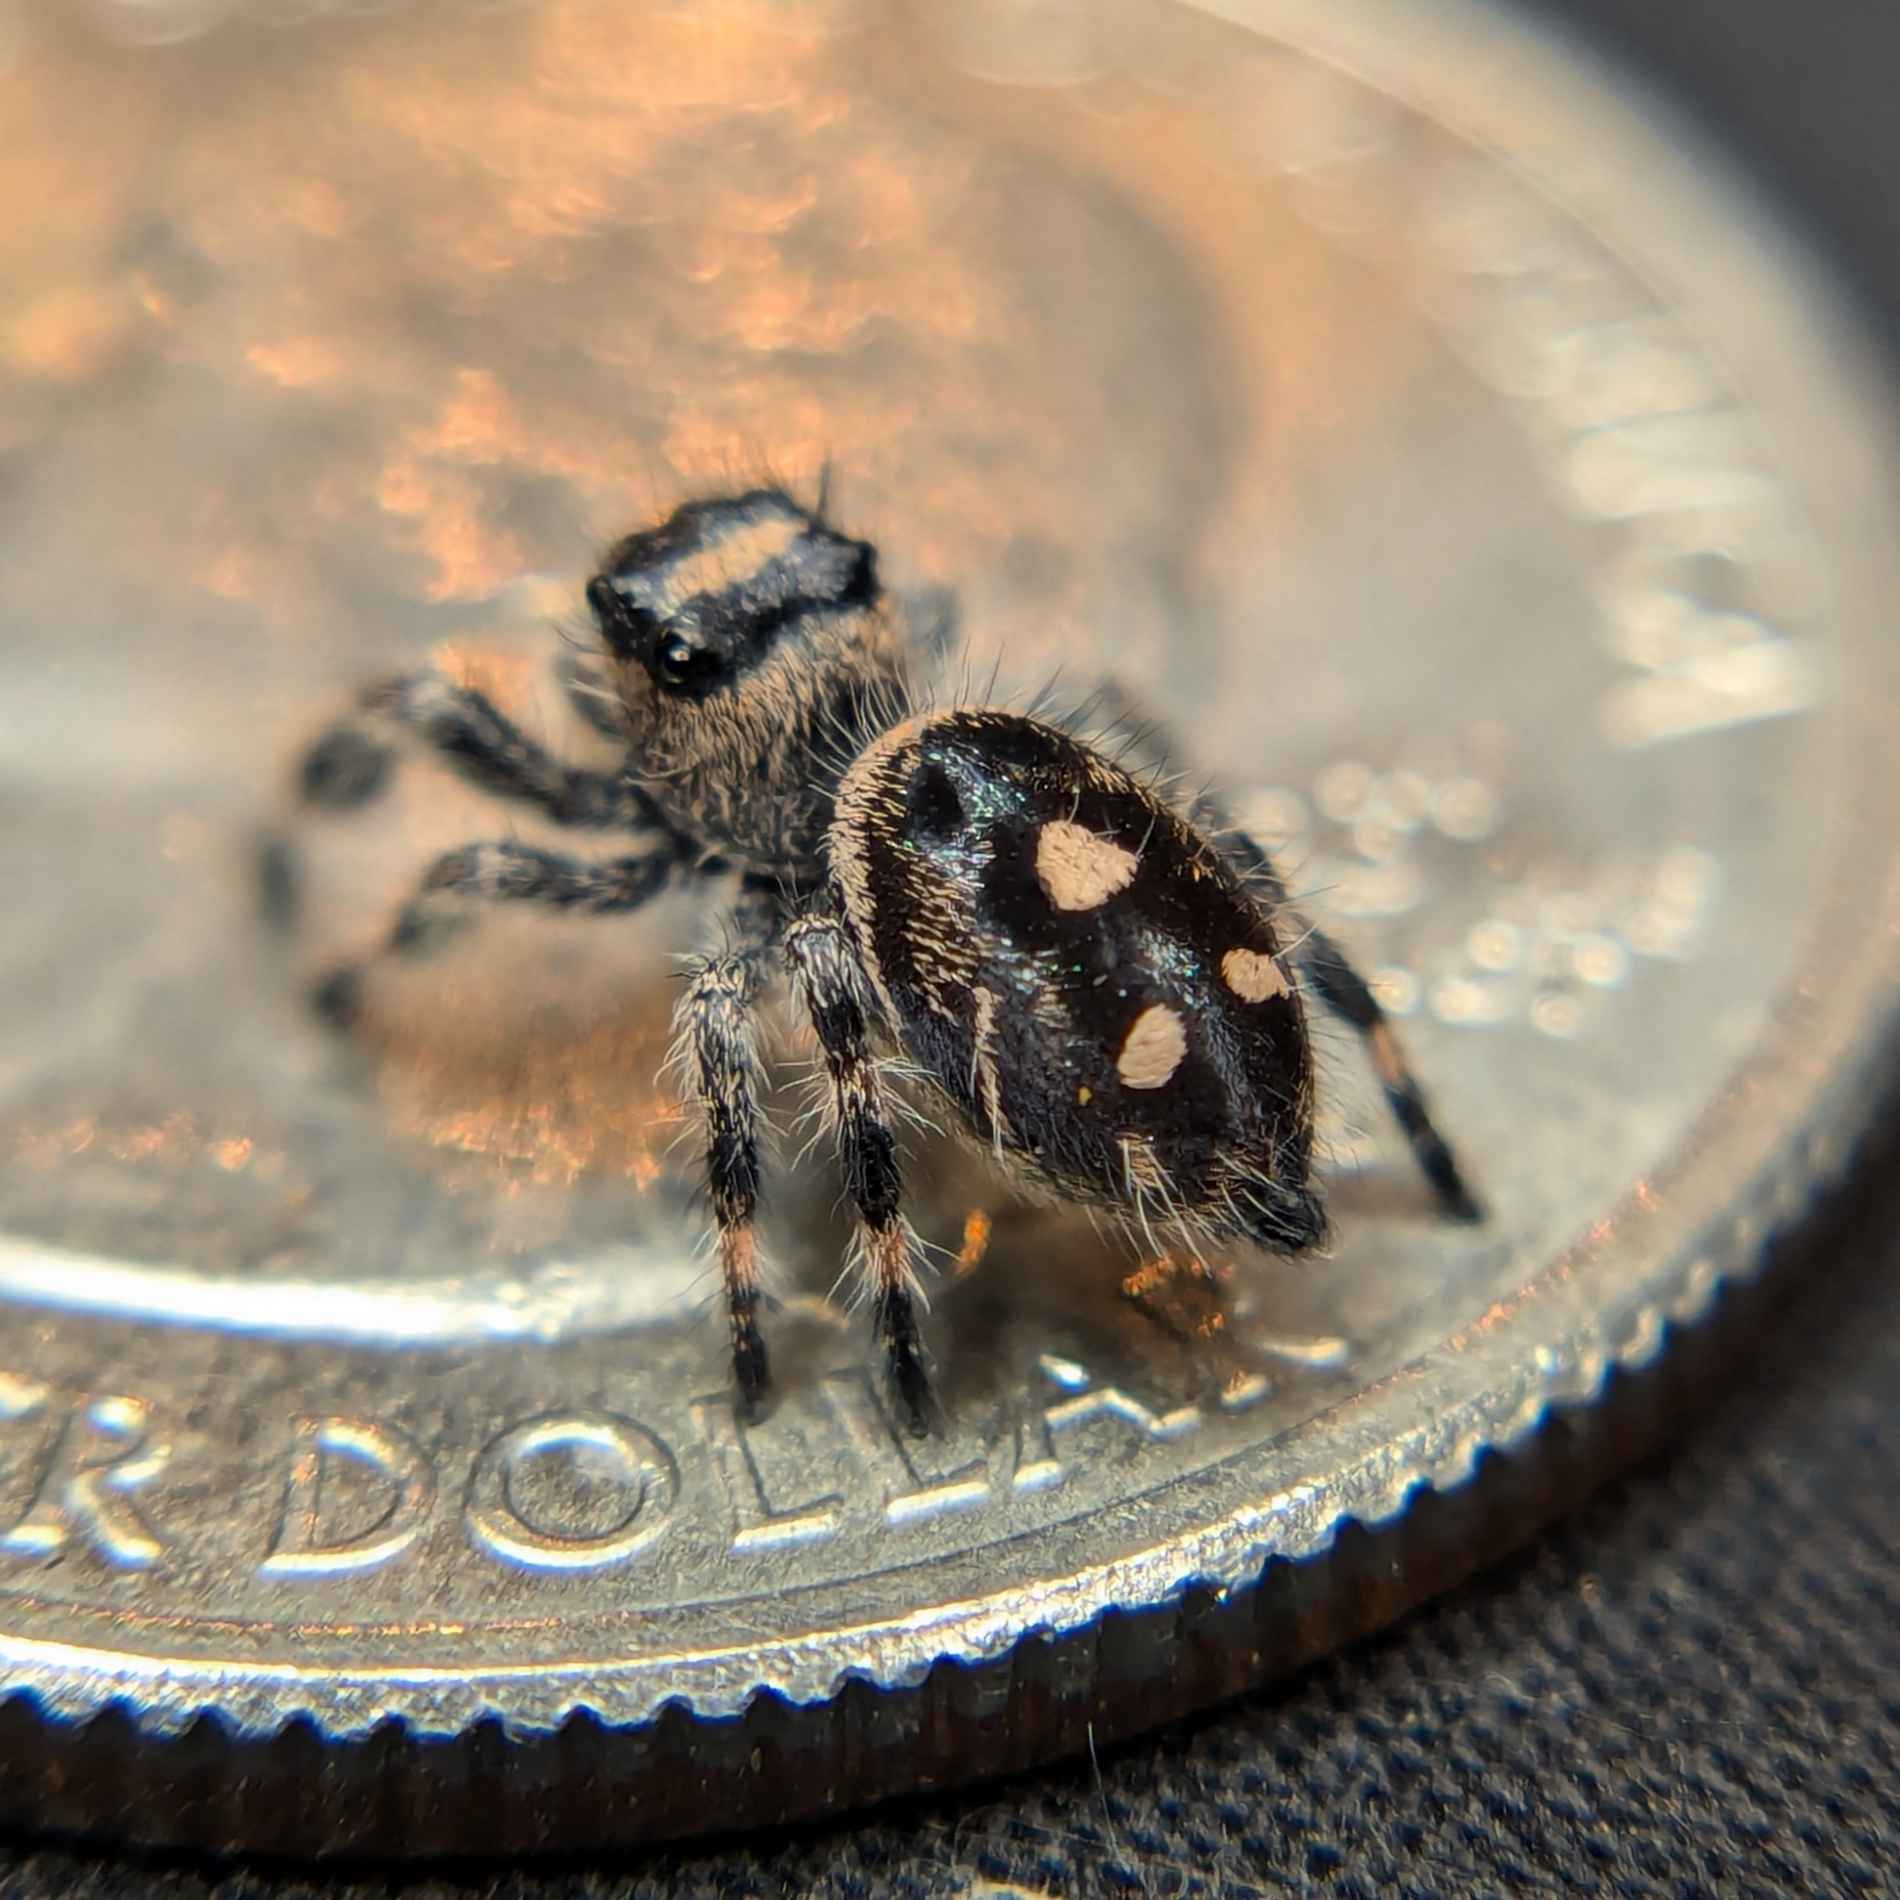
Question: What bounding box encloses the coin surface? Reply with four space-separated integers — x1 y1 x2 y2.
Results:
1 0 1896 1857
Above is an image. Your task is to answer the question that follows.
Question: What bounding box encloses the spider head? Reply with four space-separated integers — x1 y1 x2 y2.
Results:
587 488 878 702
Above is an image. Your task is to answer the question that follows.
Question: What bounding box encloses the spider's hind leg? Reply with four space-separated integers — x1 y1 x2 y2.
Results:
1290 926 1481 1224
1215 832 1480 1223
1085 679 1480 1225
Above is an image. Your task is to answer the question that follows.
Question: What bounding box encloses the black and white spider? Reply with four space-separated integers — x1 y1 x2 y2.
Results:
290 486 1479 1430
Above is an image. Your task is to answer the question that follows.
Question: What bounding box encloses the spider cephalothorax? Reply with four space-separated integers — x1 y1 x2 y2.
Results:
290 485 1478 1431
586 487 908 878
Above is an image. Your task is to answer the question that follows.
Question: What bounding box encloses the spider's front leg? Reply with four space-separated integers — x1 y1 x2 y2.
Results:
782 912 932 1434
313 837 694 1028
300 665 677 837
674 934 777 1417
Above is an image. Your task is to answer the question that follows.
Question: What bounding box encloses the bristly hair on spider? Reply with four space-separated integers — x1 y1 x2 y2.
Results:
282 483 1480 1434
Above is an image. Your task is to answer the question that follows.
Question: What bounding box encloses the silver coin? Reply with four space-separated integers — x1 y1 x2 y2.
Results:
0 0 1895 1856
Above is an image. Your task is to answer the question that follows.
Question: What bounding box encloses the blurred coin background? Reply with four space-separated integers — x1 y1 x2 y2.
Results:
0 0 1896 1891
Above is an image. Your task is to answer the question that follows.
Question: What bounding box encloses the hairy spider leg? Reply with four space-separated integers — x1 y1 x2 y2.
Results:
1269 907 1480 1223
673 925 779 1418
1090 680 1481 1224
311 837 695 1029
300 666 685 837
556 653 641 746
782 911 932 1434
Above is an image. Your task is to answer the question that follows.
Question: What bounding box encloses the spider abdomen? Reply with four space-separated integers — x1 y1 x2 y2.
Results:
829 709 1325 1253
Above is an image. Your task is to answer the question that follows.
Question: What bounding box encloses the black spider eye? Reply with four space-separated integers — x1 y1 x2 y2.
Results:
655 634 726 695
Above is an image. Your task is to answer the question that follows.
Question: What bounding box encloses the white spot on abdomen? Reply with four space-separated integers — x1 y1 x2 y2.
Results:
1116 1003 1187 1089
1222 946 1290 1002
1036 819 1138 911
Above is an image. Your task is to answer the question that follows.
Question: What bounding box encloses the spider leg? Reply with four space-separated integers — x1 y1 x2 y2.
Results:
673 920 780 1418
1213 831 1481 1223
311 837 693 1028
556 652 635 746
299 666 679 837
1088 679 1481 1224
781 911 932 1435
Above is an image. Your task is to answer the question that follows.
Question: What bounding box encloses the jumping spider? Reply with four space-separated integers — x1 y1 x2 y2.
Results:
292 487 1479 1430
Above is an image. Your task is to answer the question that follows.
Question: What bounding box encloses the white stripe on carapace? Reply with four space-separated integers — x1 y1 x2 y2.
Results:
657 512 804 613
